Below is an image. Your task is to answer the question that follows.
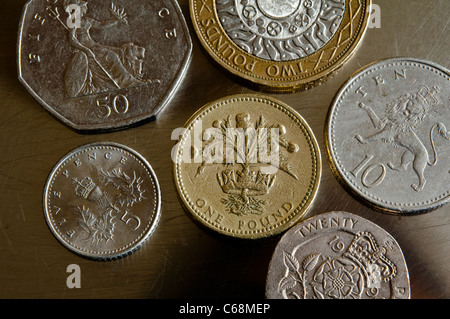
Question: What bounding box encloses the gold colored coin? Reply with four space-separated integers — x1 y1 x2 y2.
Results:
190 0 371 92
173 94 322 239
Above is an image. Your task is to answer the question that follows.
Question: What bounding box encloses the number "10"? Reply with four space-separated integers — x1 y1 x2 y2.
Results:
351 154 386 188
96 94 129 119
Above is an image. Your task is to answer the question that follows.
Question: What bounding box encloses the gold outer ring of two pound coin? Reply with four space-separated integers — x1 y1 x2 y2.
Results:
190 0 371 92
173 94 322 239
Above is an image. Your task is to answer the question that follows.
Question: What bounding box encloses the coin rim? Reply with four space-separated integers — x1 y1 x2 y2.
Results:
265 210 411 299
189 0 371 92
173 93 322 239
42 142 162 260
17 0 193 132
324 57 450 215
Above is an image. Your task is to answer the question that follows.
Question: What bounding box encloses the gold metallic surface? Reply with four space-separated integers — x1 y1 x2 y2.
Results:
0 0 449 299
190 0 371 92
173 94 321 239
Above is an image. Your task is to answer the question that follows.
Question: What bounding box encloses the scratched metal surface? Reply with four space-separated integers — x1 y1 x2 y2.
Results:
0 0 448 299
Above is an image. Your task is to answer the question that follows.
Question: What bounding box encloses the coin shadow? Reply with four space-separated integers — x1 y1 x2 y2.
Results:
71 114 158 136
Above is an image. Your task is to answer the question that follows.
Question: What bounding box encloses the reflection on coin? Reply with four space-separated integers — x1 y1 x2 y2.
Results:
190 0 370 92
18 0 192 132
43 143 161 260
266 211 410 299
326 58 450 214
173 94 321 239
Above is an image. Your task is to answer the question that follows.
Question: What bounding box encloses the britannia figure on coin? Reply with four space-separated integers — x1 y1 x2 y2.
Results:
61 0 158 98
19 0 192 131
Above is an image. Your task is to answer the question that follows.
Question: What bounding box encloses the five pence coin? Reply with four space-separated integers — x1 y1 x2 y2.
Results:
43 142 161 260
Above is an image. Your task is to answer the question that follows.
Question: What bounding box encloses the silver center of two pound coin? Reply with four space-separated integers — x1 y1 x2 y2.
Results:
217 0 346 61
257 0 302 19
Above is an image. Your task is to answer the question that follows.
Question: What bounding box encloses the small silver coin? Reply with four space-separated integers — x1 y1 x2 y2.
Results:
18 0 192 132
266 211 411 299
326 58 449 214
43 142 161 260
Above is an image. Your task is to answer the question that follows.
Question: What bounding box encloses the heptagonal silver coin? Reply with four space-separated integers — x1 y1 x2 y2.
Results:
43 142 161 260
266 211 411 299
18 0 192 132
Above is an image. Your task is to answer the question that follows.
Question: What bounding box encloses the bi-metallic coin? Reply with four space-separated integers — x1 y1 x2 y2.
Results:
190 0 371 92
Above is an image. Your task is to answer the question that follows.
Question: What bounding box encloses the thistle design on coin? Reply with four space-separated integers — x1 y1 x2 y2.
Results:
266 212 411 299
326 58 449 214
100 168 146 207
74 205 116 245
70 168 146 244
196 113 299 216
43 143 161 260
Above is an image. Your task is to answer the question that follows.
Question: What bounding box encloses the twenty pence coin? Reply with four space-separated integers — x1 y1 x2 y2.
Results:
173 94 321 239
266 211 411 299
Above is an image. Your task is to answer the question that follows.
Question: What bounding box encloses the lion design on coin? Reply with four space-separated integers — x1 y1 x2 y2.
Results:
355 85 449 192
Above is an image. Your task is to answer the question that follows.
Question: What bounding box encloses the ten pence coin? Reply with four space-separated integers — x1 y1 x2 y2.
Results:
325 58 450 214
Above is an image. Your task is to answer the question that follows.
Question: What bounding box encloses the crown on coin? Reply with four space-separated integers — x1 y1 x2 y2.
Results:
73 177 97 199
344 232 397 283
417 85 440 107
217 168 276 197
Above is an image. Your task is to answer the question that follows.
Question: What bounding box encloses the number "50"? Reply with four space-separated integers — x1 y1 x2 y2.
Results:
96 94 129 119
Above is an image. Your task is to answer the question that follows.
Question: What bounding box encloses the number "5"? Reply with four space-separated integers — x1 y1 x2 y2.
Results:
120 211 141 230
96 94 129 119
